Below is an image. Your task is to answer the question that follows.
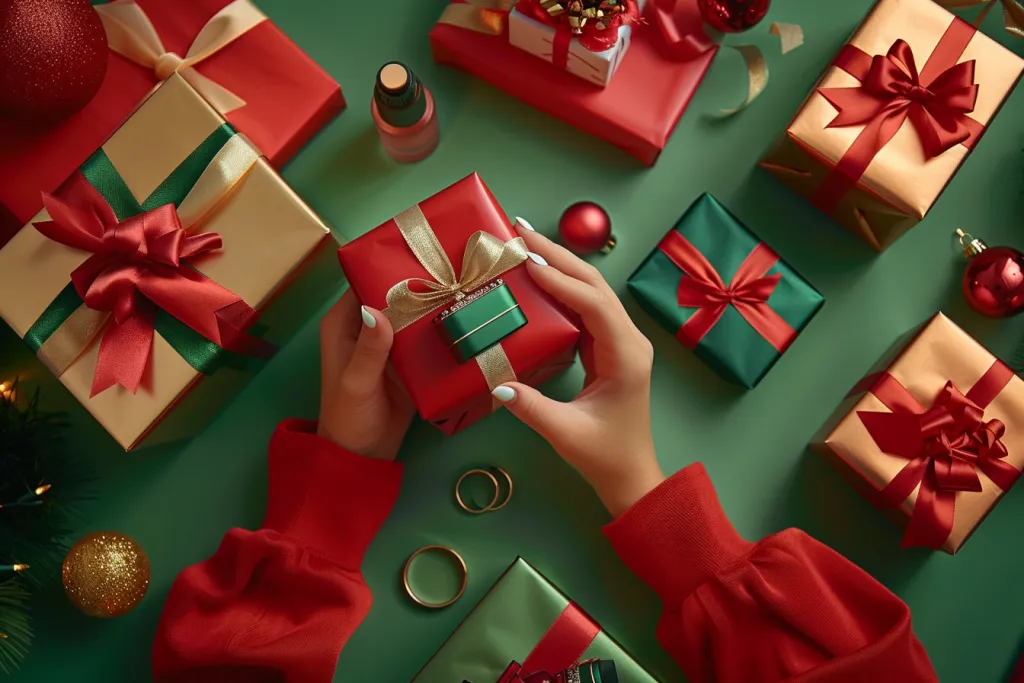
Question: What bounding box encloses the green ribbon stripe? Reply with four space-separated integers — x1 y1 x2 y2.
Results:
24 123 267 376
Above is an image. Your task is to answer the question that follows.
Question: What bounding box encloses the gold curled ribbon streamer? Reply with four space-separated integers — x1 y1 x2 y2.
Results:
94 0 266 114
934 0 1024 38
382 205 526 397
34 135 263 379
436 0 517 35
712 22 803 118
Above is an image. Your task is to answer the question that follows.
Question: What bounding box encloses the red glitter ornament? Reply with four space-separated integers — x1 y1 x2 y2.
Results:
558 201 616 256
957 229 1024 317
698 0 771 33
0 0 108 122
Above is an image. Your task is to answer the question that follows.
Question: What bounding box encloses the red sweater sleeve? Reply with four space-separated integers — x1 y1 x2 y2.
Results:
152 419 402 683
604 464 937 683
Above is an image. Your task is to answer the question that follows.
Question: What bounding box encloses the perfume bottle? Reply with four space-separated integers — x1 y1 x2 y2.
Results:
371 61 439 163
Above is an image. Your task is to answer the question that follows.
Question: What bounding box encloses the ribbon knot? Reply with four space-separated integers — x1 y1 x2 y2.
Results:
658 230 796 353
819 39 980 161
32 164 268 397
154 51 186 80
857 371 1020 549
95 0 267 115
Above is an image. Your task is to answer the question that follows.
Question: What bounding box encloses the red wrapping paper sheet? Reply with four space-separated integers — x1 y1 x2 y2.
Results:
429 2 716 165
337 174 580 435
0 0 344 225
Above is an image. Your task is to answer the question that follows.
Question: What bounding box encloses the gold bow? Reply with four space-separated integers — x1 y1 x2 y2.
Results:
94 0 267 115
934 0 1024 38
383 205 528 395
436 0 518 35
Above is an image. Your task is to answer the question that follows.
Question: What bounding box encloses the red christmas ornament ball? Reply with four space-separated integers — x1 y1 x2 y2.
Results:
558 201 616 256
0 0 108 122
698 0 771 33
962 246 1024 317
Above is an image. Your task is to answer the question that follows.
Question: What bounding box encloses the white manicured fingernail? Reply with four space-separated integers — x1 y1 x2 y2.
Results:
361 306 377 328
515 217 535 232
527 252 548 266
492 385 516 403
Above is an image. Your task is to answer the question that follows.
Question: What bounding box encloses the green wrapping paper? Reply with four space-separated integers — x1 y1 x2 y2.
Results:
627 193 823 388
413 558 658 683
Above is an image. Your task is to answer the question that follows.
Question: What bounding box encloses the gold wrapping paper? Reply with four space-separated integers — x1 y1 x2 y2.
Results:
812 313 1024 554
760 0 1024 252
0 74 334 450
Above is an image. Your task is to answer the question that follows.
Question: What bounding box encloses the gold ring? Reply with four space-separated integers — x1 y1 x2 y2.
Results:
402 545 467 609
488 467 514 511
455 468 500 514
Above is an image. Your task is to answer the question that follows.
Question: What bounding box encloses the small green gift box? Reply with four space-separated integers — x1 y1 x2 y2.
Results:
413 558 658 683
628 193 823 388
435 279 527 364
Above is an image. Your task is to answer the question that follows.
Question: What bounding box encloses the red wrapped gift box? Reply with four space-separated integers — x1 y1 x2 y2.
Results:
429 0 717 165
337 173 580 435
0 0 344 226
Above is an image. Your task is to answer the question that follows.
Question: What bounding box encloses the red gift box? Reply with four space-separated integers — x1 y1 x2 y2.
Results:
429 0 717 165
337 173 580 435
0 0 344 226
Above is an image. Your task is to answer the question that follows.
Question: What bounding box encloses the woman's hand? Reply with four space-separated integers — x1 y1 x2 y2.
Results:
317 290 415 461
493 219 665 516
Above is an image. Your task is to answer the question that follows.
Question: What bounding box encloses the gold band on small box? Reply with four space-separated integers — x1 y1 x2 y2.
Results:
447 303 522 349
455 467 513 513
402 545 467 609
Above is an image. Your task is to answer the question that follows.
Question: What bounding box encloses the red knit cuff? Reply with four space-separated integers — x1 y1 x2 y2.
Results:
261 419 403 570
603 463 753 606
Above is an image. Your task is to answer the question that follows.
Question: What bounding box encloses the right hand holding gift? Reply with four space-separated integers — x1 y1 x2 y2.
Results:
492 219 666 517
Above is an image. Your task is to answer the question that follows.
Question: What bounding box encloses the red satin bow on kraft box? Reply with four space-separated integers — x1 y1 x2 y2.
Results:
759 0 1024 252
813 313 1024 554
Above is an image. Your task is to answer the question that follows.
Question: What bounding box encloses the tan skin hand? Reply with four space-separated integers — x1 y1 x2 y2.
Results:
317 291 414 461
495 221 666 517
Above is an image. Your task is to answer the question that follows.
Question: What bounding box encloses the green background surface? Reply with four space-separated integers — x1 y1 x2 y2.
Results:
5 0 1024 681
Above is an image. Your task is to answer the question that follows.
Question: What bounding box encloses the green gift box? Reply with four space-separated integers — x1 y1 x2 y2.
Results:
627 193 823 388
412 558 658 683
435 279 528 364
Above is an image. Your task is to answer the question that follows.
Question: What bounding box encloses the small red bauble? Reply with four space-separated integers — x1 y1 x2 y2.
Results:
698 0 771 33
0 0 108 122
957 230 1024 317
558 201 616 256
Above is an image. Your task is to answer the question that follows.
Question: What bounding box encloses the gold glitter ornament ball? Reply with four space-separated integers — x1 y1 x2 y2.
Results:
62 531 150 618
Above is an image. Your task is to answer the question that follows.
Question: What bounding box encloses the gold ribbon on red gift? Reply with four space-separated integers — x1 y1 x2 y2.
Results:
811 19 984 214
382 205 529 395
493 602 600 682
95 0 266 115
849 361 1021 550
658 230 796 352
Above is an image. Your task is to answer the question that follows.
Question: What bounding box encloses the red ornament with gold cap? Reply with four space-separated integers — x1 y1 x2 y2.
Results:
956 229 1024 317
558 201 616 255
697 0 771 33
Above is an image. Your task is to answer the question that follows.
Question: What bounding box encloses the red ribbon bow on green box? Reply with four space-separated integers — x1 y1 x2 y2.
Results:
658 230 796 352
813 18 985 214
853 361 1021 549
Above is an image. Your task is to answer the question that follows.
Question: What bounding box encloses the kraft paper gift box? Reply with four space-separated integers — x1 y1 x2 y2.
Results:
628 193 824 389
812 313 1024 554
759 0 1024 252
507 0 646 87
0 0 345 226
0 74 339 450
337 173 580 436
413 558 658 683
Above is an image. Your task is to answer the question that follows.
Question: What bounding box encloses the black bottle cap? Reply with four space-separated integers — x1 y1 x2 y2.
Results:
374 61 428 128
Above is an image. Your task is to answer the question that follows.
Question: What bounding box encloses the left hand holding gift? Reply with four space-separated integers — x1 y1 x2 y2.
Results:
317 291 415 460
493 221 666 517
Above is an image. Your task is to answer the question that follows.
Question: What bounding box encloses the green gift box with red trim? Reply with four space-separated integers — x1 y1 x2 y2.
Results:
627 193 824 388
